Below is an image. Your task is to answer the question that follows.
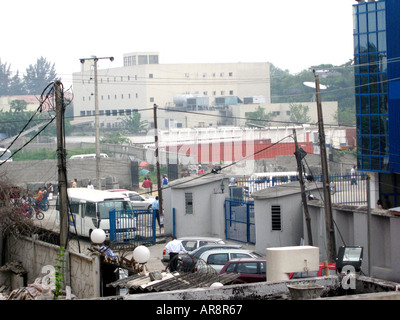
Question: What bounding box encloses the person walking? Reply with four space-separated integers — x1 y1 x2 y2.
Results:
350 166 357 185
87 180 94 189
142 177 151 195
47 183 54 200
152 196 161 231
72 179 78 188
162 174 168 186
164 236 187 272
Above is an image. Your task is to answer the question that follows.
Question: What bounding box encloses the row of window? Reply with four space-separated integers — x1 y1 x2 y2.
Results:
79 109 138 117
82 90 237 102
81 70 235 84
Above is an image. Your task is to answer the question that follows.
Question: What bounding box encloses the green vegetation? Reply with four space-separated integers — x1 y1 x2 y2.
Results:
53 247 66 300
270 61 355 126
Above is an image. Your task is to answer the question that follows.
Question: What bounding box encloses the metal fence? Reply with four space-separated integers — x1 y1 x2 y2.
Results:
109 209 156 248
233 173 367 205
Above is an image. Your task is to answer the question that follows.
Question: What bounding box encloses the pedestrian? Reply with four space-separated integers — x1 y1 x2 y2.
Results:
47 183 54 200
162 174 168 186
142 177 151 195
148 177 153 195
350 166 357 185
72 179 77 188
377 199 383 209
87 180 94 189
164 236 187 272
198 165 204 174
152 196 161 231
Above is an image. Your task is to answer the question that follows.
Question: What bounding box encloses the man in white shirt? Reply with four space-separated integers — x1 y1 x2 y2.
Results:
164 236 187 272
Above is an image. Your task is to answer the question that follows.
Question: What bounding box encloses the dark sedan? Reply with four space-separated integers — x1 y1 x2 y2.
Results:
219 258 267 283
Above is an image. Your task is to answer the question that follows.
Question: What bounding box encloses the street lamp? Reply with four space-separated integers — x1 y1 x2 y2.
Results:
79 56 113 190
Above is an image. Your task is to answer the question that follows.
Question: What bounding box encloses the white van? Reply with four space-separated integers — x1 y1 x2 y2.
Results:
56 188 135 241
70 153 109 159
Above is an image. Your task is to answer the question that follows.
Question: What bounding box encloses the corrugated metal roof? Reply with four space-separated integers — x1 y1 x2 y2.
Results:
107 271 240 294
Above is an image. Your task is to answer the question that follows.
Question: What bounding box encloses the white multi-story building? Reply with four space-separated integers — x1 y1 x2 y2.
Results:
72 52 270 129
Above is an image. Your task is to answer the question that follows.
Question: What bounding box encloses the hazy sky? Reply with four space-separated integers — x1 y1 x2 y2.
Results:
2 0 355 88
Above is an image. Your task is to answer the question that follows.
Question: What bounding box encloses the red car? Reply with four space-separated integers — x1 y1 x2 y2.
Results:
219 258 267 284
289 262 337 279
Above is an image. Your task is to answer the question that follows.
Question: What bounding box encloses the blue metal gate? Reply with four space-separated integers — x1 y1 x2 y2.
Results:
225 199 255 244
109 209 156 247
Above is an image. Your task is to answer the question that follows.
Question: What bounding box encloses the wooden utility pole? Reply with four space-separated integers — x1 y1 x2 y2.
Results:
293 129 313 246
314 70 336 262
55 81 69 249
153 104 163 218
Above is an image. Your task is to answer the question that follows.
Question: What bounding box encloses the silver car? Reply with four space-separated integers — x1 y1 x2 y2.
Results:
195 248 262 273
106 189 155 210
162 236 227 262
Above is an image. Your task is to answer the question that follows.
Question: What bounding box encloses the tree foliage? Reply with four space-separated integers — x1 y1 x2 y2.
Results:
119 111 148 134
0 57 58 96
270 60 355 126
245 106 276 127
289 103 311 124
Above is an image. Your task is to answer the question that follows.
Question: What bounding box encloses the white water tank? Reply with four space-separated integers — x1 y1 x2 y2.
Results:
266 246 319 282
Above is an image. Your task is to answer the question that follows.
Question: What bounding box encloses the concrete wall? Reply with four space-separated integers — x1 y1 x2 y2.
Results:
0 157 134 190
306 202 400 283
4 235 100 299
253 190 305 254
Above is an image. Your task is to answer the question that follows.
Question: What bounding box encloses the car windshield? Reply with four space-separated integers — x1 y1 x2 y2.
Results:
98 200 133 219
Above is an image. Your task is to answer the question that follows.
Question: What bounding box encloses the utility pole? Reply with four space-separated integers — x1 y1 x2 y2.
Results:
153 104 163 219
314 69 336 262
293 129 313 246
79 56 114 190
55 81 68 249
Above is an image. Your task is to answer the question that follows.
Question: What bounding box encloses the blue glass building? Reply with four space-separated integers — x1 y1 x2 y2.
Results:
353 0 400 206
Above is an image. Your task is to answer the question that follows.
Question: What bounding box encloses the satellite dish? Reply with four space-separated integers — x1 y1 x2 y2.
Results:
303 81 328 90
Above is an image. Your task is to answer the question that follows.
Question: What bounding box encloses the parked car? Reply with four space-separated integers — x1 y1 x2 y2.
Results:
177 244 243 272
162 237 227 262
106 189 155 210
195 248 263 273
219 258 267 283
289 262 337 279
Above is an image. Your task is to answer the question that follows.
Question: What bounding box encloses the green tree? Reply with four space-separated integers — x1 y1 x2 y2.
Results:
9 99 27 112
0 59 12 96
289 103 311 124
270 61 355 126
23 57 58 95
100 131 130 145
119 111 148 134
245 106 275 127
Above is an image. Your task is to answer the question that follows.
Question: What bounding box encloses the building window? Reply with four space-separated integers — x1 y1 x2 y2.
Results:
150 97 154 102
229 72 233 77
149 73 153 79
229 90 234 95
185 193 193 214
271 205 282 231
